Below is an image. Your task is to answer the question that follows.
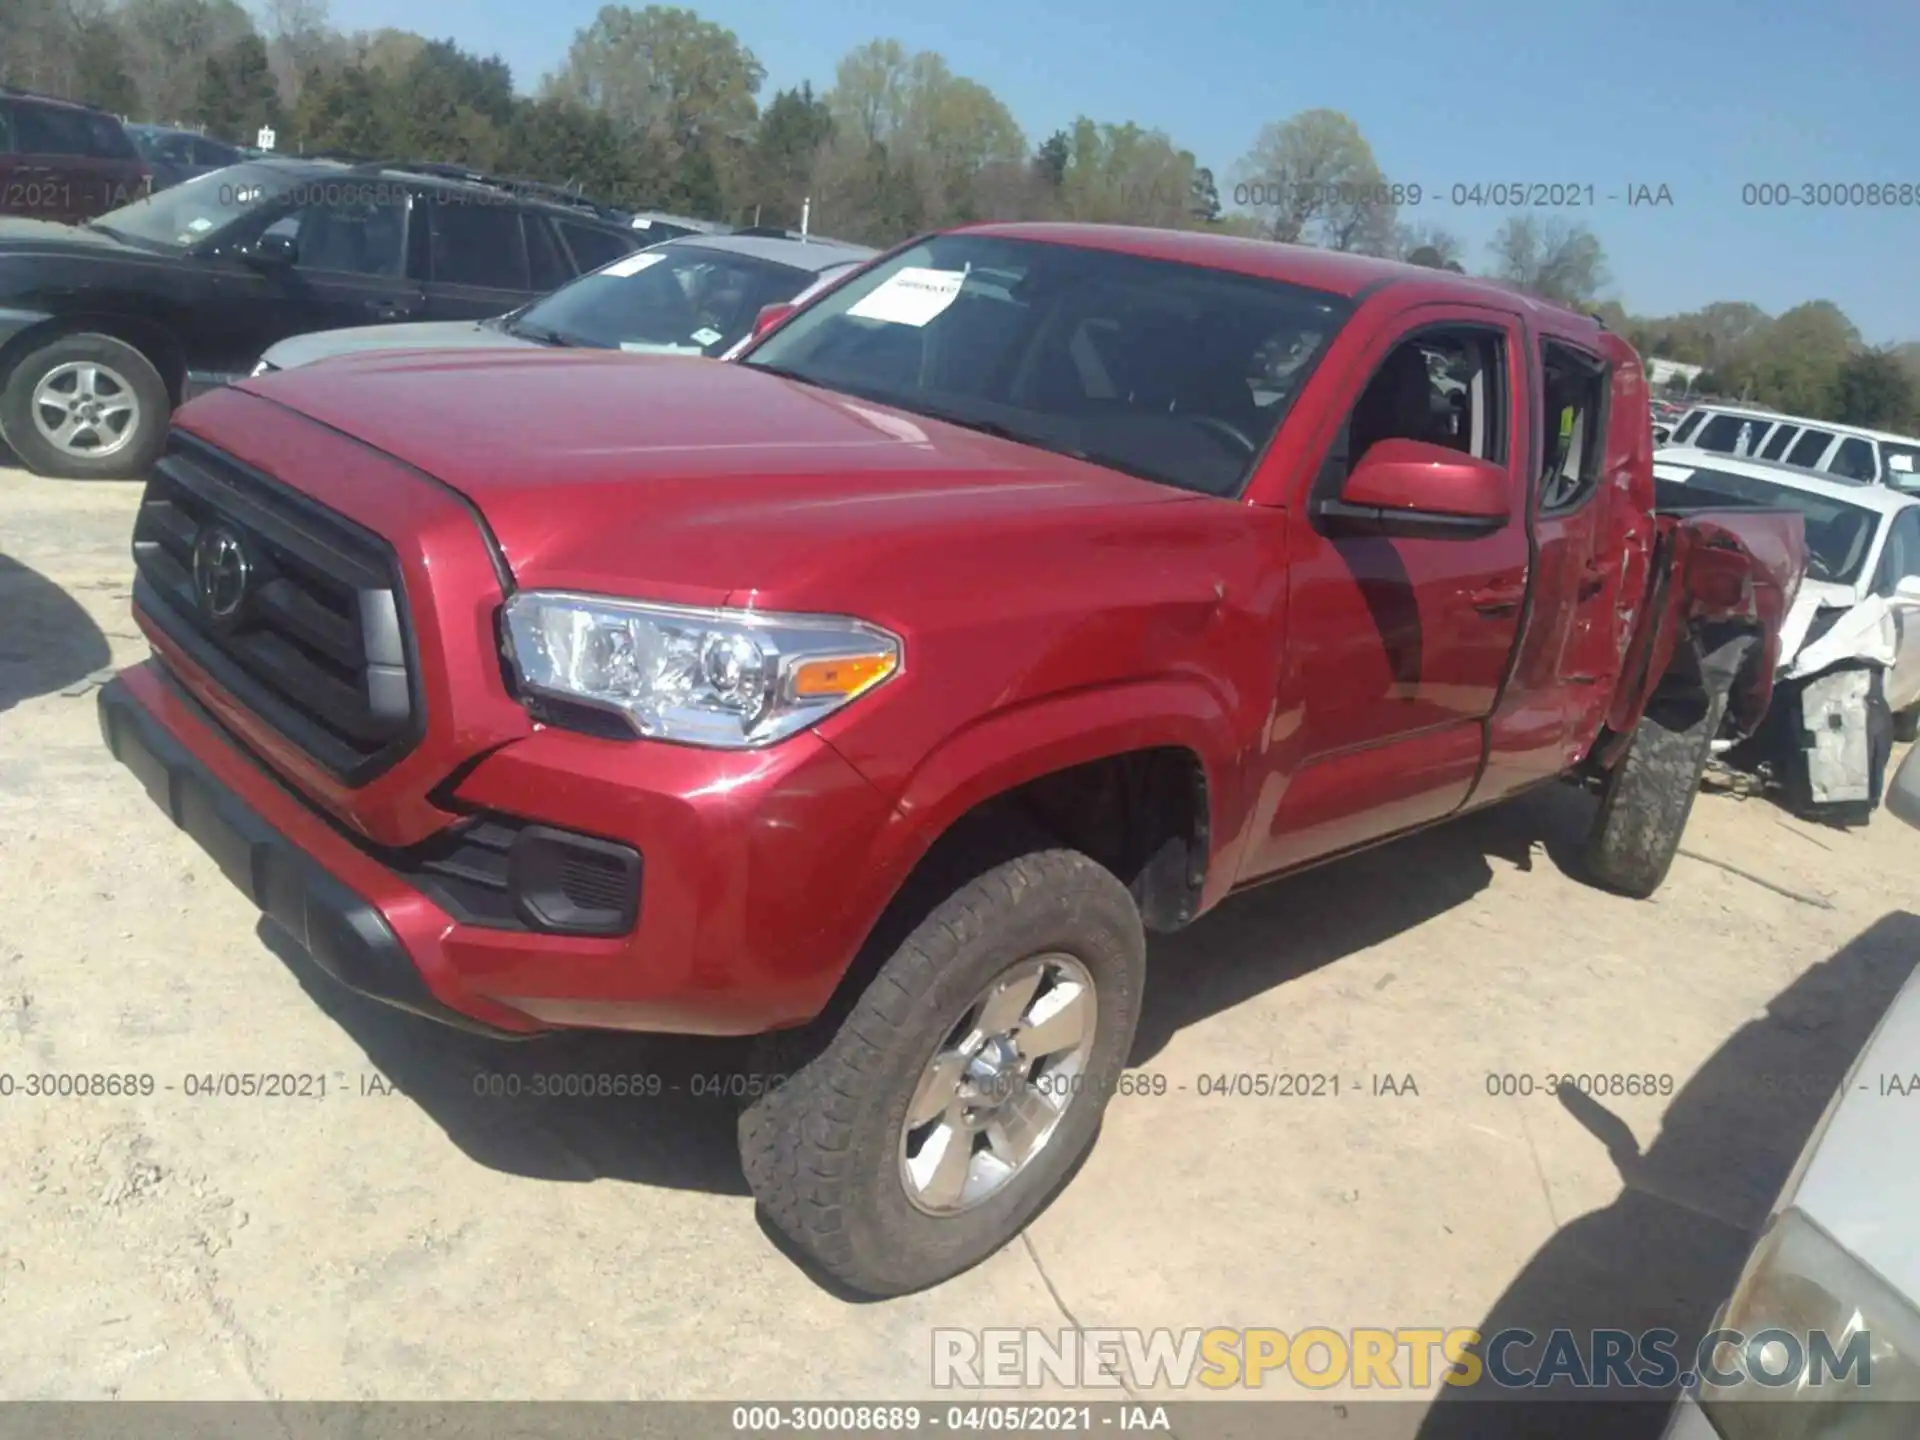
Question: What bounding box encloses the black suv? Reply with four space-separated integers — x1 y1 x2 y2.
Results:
0 156 647 478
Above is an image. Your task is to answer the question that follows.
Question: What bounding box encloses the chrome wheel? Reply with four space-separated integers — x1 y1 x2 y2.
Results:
897 953 1098 1216
30 361 141 459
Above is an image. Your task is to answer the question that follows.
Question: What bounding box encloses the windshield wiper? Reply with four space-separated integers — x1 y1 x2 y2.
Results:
899 401 1102 463
746 360 840 393
506 320 579 347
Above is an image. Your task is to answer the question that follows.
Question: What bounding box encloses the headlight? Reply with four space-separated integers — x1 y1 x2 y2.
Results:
250 358 278 376
500 592 901 748
1696 1208 1920 1438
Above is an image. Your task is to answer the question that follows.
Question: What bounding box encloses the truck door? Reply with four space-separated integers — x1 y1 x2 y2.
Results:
1237 302 1533 878
1476 332 1645 798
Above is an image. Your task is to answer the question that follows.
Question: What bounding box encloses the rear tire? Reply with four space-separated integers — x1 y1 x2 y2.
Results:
738 847 1145 1297
1893 707 1918 745
0 332 169 480
1584 689 1725 898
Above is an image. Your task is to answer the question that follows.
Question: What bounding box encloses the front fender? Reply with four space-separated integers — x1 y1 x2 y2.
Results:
848 677 1243 920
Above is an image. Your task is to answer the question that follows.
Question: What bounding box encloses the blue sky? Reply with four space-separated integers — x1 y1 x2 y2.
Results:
320 0 1919 342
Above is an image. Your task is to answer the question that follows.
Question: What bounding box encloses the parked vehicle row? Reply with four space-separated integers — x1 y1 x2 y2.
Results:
126 124 247 192
252 231 873 373
95 225 1806 1295
1657 446 1920 821
1670 401 1920 490
0 156 654 478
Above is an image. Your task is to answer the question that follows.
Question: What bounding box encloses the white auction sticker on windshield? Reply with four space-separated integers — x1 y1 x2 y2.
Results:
602 252 668 278
690 327 723 347
846 267 966 326
1892 454 1915 473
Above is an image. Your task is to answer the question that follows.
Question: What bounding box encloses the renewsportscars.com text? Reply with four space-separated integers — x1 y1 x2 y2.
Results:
931 1326 1873 1392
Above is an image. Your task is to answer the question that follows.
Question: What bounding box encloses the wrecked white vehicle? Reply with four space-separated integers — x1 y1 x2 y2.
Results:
1655 447 1920 824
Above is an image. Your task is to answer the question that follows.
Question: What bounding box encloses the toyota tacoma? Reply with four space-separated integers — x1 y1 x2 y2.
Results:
99 223 1806 1296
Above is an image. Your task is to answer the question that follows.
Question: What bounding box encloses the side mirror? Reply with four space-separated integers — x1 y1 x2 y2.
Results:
1895 575 1920 604
751 301 796 340
241 233 298 266
1314 437 1513 540
1652 424 1673 445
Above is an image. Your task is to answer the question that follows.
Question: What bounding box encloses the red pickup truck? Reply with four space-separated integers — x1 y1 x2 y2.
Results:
98 223 1805 1296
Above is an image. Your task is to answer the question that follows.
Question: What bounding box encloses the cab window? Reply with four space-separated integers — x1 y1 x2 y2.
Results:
1538 340 1608 512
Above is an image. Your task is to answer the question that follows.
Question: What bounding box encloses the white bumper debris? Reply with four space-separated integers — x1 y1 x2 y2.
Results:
1798 667 1877 805
1778 589 1896 681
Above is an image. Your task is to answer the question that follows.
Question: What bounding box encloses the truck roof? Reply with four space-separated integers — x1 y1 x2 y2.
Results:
951 221 1611 324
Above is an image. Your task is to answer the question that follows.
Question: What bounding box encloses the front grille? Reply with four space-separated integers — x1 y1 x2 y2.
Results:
132 433 422 786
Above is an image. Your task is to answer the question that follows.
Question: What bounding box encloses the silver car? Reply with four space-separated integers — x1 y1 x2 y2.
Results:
1663 752 1920 1437
250 232 875 374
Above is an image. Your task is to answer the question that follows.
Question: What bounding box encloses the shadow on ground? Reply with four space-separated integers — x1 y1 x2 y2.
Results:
258 779 1604 1208
1130 777 1596 1063
256 921 761 1196
0 553 111 715
1415 909 1920 1440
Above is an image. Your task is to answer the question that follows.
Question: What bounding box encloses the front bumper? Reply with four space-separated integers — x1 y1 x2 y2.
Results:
99 672 532 1039
99 660 897 1037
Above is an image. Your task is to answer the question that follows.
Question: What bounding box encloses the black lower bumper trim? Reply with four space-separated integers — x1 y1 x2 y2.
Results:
97 677 530 1040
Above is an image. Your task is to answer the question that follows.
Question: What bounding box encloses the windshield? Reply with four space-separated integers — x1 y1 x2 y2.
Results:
88 160 305 247
515 244 819 356
739 233 1353 497
1654 461 1881 585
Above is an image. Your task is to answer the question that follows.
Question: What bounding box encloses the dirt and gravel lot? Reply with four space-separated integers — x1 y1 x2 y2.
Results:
3 463 1917 1431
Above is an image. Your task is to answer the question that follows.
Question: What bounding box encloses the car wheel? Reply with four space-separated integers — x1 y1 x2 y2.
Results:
0 332 169 480
1583 687 1726 898
739 846 1145 1297
1893 706 1918 745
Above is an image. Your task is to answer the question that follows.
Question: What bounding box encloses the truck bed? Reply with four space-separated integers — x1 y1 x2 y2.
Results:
1597 500 1808 757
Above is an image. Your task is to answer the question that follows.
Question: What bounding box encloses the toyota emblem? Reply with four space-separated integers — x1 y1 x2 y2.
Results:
192 525 252 622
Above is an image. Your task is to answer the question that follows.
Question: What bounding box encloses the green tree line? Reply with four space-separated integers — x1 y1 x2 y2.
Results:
5 0 1915 428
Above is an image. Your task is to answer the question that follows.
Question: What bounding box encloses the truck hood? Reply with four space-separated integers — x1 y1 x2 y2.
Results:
232 348 1197 605
1787 962 1920 1305
262 318 542 370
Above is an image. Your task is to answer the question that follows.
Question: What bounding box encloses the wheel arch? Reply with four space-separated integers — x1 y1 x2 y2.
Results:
807 680 1232 1034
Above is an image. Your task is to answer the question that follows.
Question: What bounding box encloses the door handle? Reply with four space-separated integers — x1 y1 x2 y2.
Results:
1469 585 1525 616
364 298 408 320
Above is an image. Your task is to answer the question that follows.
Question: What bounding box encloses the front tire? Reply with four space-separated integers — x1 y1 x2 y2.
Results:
739 847 1146 1297
1584 689 1725 898
0 332 169 480
1893 706 1918 745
